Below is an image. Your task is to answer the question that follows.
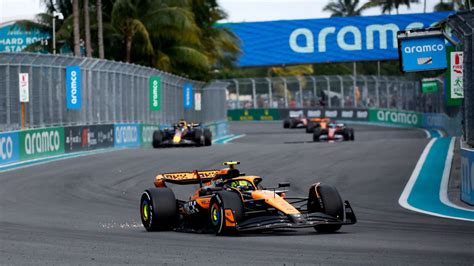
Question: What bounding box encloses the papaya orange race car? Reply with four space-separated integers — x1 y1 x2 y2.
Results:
140 162 356 235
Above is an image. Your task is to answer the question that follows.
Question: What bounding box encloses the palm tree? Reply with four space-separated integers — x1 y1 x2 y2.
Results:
191 0 240 72
362 0 419 14
72 0 81 56
434 0 473 11
323 0 366 17
84 0 92 57
96 0 105 59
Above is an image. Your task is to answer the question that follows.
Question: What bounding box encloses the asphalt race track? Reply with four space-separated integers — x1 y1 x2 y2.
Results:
1 122 473 265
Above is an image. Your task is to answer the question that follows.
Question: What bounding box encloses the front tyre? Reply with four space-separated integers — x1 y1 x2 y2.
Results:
194 128 204 147
152 130 163 148
308 184 344 233
313 128 321 142
140 188 178 231
209 191 243 235
283 119 290 128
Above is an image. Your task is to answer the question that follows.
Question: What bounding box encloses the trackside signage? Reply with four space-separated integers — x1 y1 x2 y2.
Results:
218 12 452 67
149 76 161 111
66 66 81 109
20 127 65 160
0 132 20 165
369 109 421 127
141 124 160 146
114 124 141 148
399 35 447 72
183 83 193 109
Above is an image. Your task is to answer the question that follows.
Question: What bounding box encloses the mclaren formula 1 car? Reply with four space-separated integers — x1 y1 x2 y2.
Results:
313 121 355 142
152 120 212 148
140 162 356 235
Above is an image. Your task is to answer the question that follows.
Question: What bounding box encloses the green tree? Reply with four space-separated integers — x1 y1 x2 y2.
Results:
434 0 473 11
362 0 419 14
323 0 366 17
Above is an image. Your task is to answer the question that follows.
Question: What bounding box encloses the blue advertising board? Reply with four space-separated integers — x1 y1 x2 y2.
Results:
219 12 452 66
399 35 447 72
0 132 20 165
461 146 474 205
184 83 193 109
0 22 49 52
66 66 81 109
114 124 141 148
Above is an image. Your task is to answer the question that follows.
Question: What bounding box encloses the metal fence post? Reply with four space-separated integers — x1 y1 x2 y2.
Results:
233 79 240 109
324 76 331 108
282 77 288 108
251 78 257 108
337 75 344 107
310 76 316 107
266 78 272 108
298 77 303 107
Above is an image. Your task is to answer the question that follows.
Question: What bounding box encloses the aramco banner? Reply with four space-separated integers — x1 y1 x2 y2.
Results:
220 12 452 67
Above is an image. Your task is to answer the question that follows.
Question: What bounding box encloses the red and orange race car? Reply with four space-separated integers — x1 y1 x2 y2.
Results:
313 121 355 142
140 162 356 235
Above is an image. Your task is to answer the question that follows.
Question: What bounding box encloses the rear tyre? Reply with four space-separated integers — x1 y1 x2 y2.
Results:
313 128 321 142
308 184 344 233
342 128 350 141
306 122 314 133
289 119 296 128
140 188 178 231
152 130 163 148
209 191 243 235
283 119 290 128
194 128 204 147
204 128 212 146
350 129 355 141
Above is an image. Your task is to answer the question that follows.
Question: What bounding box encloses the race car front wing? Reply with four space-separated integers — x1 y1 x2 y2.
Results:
236 200 356 232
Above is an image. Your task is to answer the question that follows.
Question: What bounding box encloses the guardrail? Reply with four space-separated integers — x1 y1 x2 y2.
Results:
0 121 229 167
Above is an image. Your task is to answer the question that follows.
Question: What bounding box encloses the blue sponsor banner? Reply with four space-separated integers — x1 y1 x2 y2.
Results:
184 83 193 109
219 12 452 67
399 35 447 72
461 145 474 205
114 124 141 148
66 66 81 109
0 132 20 165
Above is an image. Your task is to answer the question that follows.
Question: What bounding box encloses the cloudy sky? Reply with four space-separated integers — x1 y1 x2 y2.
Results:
0 0 439 24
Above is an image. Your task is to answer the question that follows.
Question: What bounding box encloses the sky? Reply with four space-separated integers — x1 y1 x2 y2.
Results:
0 0 440 24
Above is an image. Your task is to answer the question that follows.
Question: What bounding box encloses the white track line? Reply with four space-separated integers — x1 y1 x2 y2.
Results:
399 138 436 211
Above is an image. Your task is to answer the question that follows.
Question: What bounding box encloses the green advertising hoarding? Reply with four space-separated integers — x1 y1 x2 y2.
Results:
149 76 161 111
228 109 280 121
368 109 422 127
421 79 438 93
141 124 160 146
20 127 65 160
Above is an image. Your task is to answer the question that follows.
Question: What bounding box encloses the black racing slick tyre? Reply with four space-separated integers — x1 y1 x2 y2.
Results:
306 122 314 133
289 119 296 128
204 128 212 146
350 128 355 141
209 191 244 236
152 130 163 148
140 188 178 231
313 128 321 142
308 184 344 233
343 128 350 141
283 119 290 128
194 128 204 147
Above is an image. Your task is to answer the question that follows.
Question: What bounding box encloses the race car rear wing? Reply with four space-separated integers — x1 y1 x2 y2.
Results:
154 170 220 187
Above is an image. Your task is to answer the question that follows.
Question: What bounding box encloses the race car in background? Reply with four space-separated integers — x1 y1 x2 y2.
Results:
313 121 355 142
140 161 356 235
305 117 332 133
283 111 309 129
152 120 212 148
